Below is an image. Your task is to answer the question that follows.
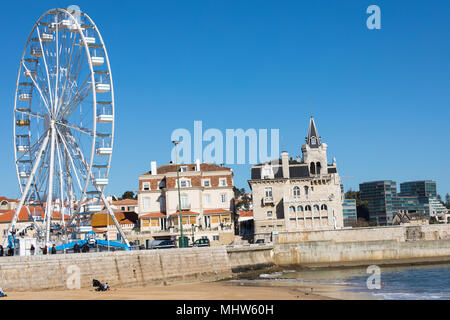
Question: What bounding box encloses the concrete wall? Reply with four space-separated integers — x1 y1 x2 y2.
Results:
227 245 275 272
274 239 450 267
274 224 450 244
0 246 232 291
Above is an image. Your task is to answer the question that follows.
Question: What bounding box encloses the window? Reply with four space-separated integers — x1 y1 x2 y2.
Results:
213 235 219 241
321 204 328 211
181 195 189 209
202 179 211 187
297 206 303 212
267 211 273 217
305 205 311 211
203 194 210 204
219 178 227 186
121 206 126 211
293 186 300 198
313 205 320 212
262 165 273 179
179 179 191 188
143 197 150 209
180 166 188 172
221 194 227 203
265 187 273 198
289 206 295 213
142 182 150 191
304 186 309 196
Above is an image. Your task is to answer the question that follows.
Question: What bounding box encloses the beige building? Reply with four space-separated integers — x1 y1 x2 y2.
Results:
135 161 235 245
249 117 344 242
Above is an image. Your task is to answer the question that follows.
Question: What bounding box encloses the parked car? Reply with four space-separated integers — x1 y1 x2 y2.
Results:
148 240 176 250
192 238 210 247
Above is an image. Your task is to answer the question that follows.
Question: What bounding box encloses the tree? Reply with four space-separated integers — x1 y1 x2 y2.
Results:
233 187 251 211
445 193 450 206
437 194 443 203
119 191 136 200
429 216 439 224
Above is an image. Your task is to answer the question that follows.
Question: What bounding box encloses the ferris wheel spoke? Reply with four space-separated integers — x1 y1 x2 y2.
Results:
57 72 91 120
55 121 93 136
54 125 83 192
20 61 51 113
56 31 77 116
36 26 54 112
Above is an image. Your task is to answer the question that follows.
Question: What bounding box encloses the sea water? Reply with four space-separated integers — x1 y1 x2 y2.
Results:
251 263 450 300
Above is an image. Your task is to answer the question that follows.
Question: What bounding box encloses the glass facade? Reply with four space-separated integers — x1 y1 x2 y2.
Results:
343 199 357 226
360 180 437 225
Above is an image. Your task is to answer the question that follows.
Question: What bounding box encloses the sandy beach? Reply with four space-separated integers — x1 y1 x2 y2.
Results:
1 279 372 300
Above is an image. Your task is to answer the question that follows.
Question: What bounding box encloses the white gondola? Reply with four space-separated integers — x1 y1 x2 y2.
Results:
60 19 72 29
96 147 112 155
95 83 110 93
19 93 32 101
41 33 54 42
94 178 109 186
17 146 29 153
91 56 104 66
30 47 42 57
23 70 36 78
19 171 30 178
97 114 113 123
86 204 102 212
79 36 95 45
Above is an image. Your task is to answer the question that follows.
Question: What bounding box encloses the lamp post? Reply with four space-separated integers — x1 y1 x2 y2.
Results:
191 223 195 244
172 140 185 248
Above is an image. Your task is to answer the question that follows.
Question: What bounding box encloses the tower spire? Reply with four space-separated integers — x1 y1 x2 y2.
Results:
306 116 321 148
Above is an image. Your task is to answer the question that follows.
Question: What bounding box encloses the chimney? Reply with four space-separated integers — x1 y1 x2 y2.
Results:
281 151 290 179
196 158 201 171
151 161 157 175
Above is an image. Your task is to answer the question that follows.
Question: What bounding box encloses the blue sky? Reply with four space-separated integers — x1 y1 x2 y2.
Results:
0 0 449 198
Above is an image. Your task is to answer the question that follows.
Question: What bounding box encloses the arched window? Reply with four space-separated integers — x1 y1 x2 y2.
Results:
316 162 321 175
305 205 311 211
321 204 328 211
310 162 316 175
297 206 303 212
293 186 300 198
304 186 309 196
289 206 295 213
313 205 320 212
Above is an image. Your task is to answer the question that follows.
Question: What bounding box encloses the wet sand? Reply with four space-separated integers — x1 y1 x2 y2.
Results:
2 280 372 300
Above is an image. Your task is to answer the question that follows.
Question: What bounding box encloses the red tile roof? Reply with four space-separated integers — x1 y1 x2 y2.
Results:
91 212 138 227
0 206 70 223
203 209 233 214
139 212 166 218
238 210 253 217
170 210 199 216
112 199 138 205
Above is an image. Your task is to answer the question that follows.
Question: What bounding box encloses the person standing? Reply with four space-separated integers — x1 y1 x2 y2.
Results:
74 242 80 253
41 246 47 255
30 244 35 256
51 244 57 254
0 245 4 257
7 247 14 256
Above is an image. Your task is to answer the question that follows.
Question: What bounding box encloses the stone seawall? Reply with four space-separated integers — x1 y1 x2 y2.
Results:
227 245 275 272
0 246 232 291
273 239 450 267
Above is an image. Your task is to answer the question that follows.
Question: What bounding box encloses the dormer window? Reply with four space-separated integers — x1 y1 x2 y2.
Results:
311 137 317 145
180 166 188 172
178 179 191 188
219 178 227 187
262 164 274 179
142 182 150 191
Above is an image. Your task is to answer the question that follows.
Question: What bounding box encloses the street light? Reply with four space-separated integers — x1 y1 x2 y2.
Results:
172 140 185 248
191 223 195 244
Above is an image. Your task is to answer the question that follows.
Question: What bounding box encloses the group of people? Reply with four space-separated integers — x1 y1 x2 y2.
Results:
73 242 90 253
0 245 14 257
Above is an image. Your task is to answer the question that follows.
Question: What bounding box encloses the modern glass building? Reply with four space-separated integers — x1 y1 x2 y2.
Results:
359 181 397 225
360 180 439 225
400 181 437 198
343 199 357 226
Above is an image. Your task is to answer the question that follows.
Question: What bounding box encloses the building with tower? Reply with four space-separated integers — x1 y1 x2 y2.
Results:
248 116 344 242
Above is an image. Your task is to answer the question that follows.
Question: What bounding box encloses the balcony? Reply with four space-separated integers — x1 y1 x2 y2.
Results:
263 196 274 206
176 203 191 211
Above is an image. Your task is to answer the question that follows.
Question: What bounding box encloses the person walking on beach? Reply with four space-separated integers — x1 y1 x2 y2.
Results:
0 245 4 257
30 244 35 256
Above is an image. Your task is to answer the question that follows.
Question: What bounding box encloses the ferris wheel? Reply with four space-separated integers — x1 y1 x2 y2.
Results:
7 8 130 248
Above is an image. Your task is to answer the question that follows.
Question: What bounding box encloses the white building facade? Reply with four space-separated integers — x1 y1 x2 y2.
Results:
248 117 344 242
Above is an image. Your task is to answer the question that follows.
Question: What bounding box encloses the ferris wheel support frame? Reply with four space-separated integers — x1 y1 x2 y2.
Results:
7 8 130 249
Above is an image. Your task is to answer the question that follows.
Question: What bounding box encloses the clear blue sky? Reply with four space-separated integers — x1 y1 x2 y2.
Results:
1 0 449 199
